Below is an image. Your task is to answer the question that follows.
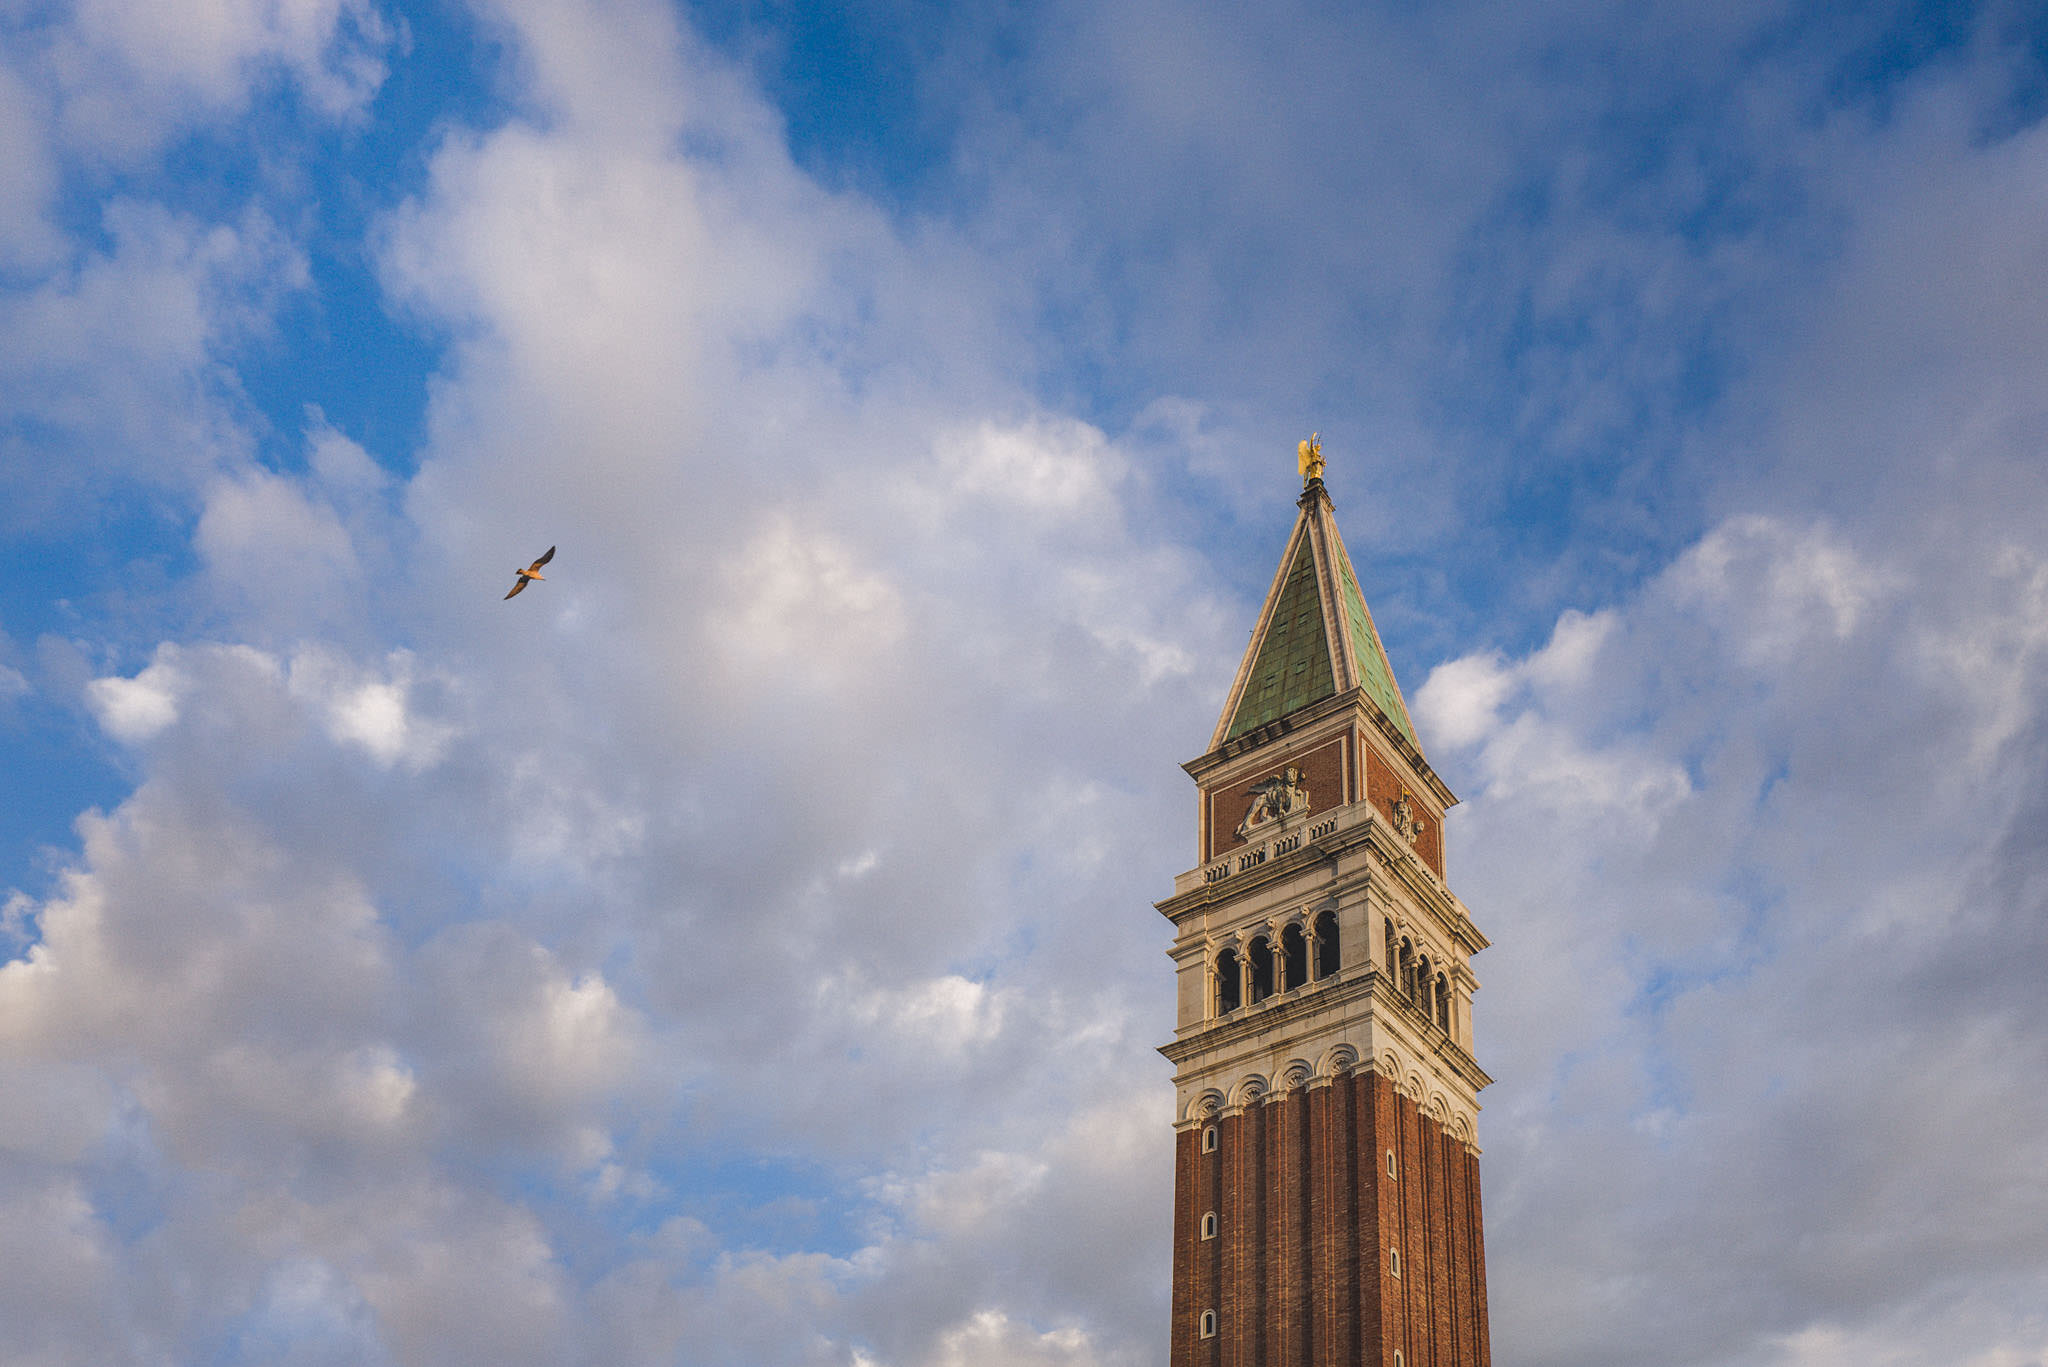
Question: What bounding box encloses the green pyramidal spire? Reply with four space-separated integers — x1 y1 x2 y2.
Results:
1212 473 1421 754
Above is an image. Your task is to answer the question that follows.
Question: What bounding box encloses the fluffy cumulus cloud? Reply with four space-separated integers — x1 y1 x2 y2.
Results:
5 0 2048 1363
1427 538 2048 1366
1416 233 2048 1358
0 0 387 532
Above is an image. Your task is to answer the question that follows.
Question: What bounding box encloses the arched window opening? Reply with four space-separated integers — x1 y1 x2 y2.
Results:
1248 936 1275 1004
1280 923 1308 992
1199 1310 1218 1339
1202 1125 1218 1153
1389 1247 1401 1278
1415 954 1432 1015
1399 939 1416 1000
1214 948 1241 1015
1384 918 1397 978
1201 1211 1217 1240
1435 973 1451 1032
1314 911 1339 979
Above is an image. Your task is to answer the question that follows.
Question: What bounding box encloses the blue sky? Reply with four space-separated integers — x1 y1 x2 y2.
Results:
5 1 2048 1364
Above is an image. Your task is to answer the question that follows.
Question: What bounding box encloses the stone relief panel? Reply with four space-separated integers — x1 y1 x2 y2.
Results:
1205 735 1346 860
1363 743 1443 875
1233 765 1311 840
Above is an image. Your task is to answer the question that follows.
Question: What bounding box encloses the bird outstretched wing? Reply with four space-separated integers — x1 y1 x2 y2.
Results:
504 546 555 600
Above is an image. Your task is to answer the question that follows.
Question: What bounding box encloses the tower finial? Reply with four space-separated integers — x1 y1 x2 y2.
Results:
1297 432 1325 485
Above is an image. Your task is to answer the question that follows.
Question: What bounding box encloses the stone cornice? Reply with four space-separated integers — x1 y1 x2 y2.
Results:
1158 966 1493 1096
1186 688 1457 810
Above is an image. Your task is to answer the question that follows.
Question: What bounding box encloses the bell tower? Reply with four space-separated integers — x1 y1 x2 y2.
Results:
1160 445 1492 1367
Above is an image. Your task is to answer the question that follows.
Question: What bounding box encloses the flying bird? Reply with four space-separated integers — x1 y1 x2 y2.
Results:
504 545 555 600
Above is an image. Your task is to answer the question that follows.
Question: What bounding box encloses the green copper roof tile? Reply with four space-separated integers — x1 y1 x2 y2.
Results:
1336 552 1418 749
1226 537 1335 739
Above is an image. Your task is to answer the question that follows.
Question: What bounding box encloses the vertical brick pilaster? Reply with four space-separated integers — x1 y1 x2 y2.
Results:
1467 1151 1491 1367
1251 1101 1270 1366
1267 1090 1294 1367
1307 1081 1335 1367
1427 1128 1453 1366
1229 1103 1271 1367
1373 1070 1405 1366
1352 1071 1379 1367
1353 1070 1381 1367
1416 1109 1434 1367
1398 1089 1429 1367
1328 1072 1357 1367
1204 1128 1223 1367
1442 1131 1467 1367
1292 1085 1314 1367
1293 1085 1315 1367
1222 1111 1247 1367
1172 1125 1197 1367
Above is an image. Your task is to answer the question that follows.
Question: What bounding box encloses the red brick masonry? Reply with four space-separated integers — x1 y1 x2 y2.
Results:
1362 748 1443 878
1206 737 1348 863
1171 1070 1488 1367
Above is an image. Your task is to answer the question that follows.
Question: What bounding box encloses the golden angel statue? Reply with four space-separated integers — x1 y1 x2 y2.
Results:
1297 432 1325 484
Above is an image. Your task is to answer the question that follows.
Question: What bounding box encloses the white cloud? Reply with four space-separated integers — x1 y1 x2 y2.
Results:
0 636 677 1363
85 649 190 741
829 972 1011 1059
1415 648 1515 750
0 0 387 535
0 1060 113 1165
1919 544 2048 770
0 62 61 271
54 0 392 149
286 650 457 770
707 515 909 688
0 202 305 527
940 419 1122 517
0 1176 120 1363
1438 505 2048 1366
1766 1288 2048 1367
197 466 363 626
919 1310 1116 1367
1666 515 1898 667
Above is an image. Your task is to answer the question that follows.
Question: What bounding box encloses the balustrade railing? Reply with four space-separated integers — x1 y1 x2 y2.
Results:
1197 802 1362 887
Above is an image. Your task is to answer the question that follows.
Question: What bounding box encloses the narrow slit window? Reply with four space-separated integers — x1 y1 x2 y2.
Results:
1387 1149 1397 1178
1199 1310 1217 1339
1201 1211 1217 1240
1389 1247 1401 1278
1203 1126 1218 1153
